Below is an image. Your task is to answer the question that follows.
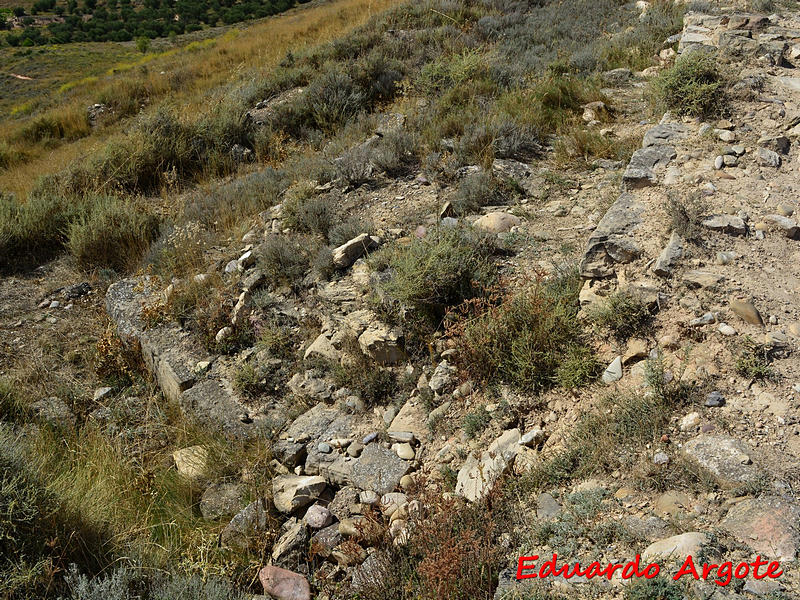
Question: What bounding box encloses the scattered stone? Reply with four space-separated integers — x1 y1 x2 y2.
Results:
764 214 800 239
653 452 670 465
642 123 688 148
473 212 521 234
602 68 632 86
689 312 716 327
602 356 623 384
730 299 764 326
580 193 644 278
702 215 747 236
679 412 700 431
718 323 737 336
332 234 380 269
721 497 800 561
272 475 327 514
173 446 208 479
683 435 760 488
642 532 710 561
200 482 244 520
519 428 545 448
221 498 270 550
536 493 562 519
304 504 334 529
623 145 677 187
683 270 723 288
429 360 457 394
653 232 683 277
358 324 405 365
455 429 520 502
705 391 725 407
259 565 311 600
93 387 113 402
351 444 411 495
757 147 781 167
304 333 340 362
394 443 415 460
757 134 790 154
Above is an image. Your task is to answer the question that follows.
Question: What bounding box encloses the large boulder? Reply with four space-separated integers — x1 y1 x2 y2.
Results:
221 498 270 550
358 324 405 365
473 212 521 234
721 497 800 561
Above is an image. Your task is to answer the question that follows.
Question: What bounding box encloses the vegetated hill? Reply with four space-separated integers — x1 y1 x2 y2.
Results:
3 0 800 599
0 0 311 45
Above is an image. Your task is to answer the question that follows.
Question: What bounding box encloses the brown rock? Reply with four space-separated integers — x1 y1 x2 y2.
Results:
721 497 800 561
259 565 311 600
730 299 763 326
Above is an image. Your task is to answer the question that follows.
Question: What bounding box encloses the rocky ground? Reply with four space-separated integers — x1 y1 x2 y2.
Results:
5 5 800 600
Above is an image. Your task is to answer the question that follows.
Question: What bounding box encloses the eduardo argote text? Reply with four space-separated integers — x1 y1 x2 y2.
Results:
517 553 784 587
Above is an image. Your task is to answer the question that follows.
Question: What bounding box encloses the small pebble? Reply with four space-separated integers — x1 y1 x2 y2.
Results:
705 391 725 407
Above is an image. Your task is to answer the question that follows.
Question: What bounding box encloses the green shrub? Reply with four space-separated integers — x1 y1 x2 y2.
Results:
328 216 372 247
282 187 334 236
588 291 653 341
734 337 774 381
302 69 367 133
373 226 497 340
0 192 76 273
66 197 159 273
452 172 507 216
624 577 684 600
371 130 420 176
454 269 597 392
650 52 727 117
258 234 313 289
462 408 491 439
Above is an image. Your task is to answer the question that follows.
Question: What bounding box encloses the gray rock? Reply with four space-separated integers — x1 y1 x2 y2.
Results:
642 123 688 148
757 147 781 167
221 498 270 550
30 397 76 429
200 482 244 520
653 232 683 277
310 524 342 557
602 356 623 384
683 435 760 488
764 214 800 239
304 504 333 529
702 215 747 236
429 360 457 394
757 134 790 154
623 145 676 187
351 444 411 495
580 193 645 278
536 493 561 519
272 474 327 514
358 324 405 365
643 532 710 561
705 391 725 407
491 159 542 197
271 518 309 567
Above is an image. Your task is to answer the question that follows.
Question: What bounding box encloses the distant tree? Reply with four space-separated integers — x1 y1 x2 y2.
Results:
135 35 149 52
12 6 26 17
83 0 96 11
54 5 64 15
66 0 77 12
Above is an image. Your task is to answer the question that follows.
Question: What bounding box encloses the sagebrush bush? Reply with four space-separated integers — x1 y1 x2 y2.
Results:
66 197 160 273
258 234 314 289
371 130 420 176
588 291 653 341
282 184 335 236
0 192 75 272
453 269 598 392
302 69 367 133
328 216 372 247
452 172 507 216
651 51 727 117
373 226 497 340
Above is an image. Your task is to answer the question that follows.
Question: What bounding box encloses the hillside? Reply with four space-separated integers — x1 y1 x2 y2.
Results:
2 0 800 599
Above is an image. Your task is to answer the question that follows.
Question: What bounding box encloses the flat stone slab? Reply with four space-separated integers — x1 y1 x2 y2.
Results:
580 193 645 278
623 145 676 188
721 497 800 561
642 123 688 148
682 435 760 488
643 532 710 562
350 443 410 495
